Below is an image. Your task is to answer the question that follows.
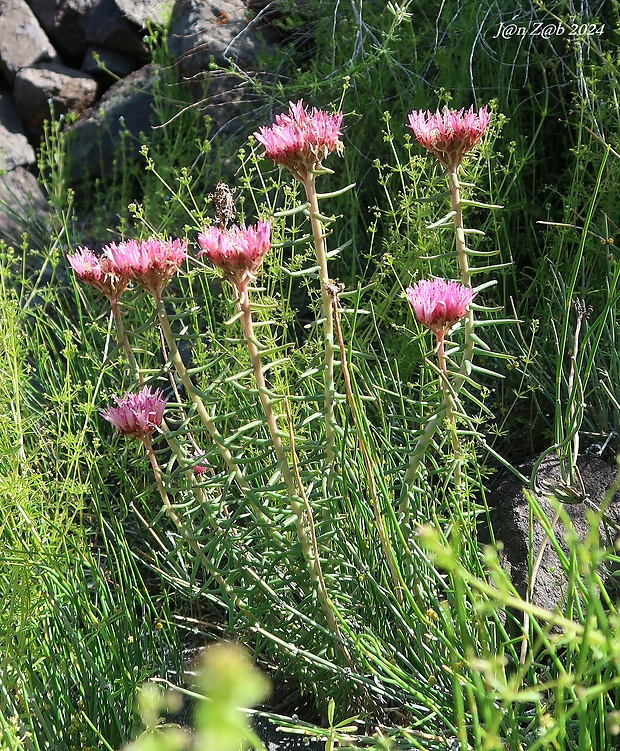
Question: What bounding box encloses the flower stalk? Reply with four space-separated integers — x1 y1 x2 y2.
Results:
302 173 337 483
235 273 347 652
140 433 265 628
328 282 405 604
401 279 475 502
153 294 282 537
199 215 348 652
447 169 476 391
110 299 142 384
401 105 490 498
254 100 344 486
436 331 462 488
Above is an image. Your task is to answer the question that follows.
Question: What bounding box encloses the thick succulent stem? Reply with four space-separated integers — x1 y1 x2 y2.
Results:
302 174 337 486
237 282 307 526
238 281 349 656
448 168 476 390
154 294 281 537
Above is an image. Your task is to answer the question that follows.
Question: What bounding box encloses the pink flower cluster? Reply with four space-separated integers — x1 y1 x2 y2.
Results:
68 237 187 301
254 100 344 179
407 106 491 172
101 385 167 439
197 221 271 288
105 238 187 298
67 247 128 303
406 278 475 339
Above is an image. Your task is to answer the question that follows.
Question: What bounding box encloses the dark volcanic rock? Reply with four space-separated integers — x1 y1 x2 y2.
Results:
81 46 140 86
64 64 157 183
85 0 147 58
27 0 100 61
115 0 166 28
0 166 49 248
168 0 267 78
488 453 620 612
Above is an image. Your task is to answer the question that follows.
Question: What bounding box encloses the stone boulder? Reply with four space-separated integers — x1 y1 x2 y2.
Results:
13 62 98 139
168 0 268 79
85 0 149 59
0 0 57 84
0 95 35 171
114 0 167 28
487 453 620 612
26 0 100 62
64 64 157 184
0 166 49 248
81 46 140 87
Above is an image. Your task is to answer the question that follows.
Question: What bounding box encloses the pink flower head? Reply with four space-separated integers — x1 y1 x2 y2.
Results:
406 278 476 339
407 105 491 172
197 220 271 288
103 237 187 298
254 100 344 179
101 385 167 439
67 246 128 303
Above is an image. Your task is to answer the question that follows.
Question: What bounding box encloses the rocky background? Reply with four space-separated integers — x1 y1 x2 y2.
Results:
0 0 280 246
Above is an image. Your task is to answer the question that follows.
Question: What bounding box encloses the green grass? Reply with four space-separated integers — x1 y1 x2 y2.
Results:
2 2 620 750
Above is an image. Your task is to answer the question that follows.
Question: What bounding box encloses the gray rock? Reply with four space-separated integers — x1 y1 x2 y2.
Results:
168 0 266 79
81 46 140 82
115 0 167 28
64 64 157 184
85 0 147 58
487 453 620 613
26 0 100 61
196 72 259 140
13 62 98 139
0 95 35 171
0 166 49 248
0 0 57 84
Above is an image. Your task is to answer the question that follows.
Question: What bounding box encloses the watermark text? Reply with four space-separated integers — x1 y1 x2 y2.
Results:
492 20 604 40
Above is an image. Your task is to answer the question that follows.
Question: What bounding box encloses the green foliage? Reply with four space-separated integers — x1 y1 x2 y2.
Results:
3 2 620 751
0 245 182 750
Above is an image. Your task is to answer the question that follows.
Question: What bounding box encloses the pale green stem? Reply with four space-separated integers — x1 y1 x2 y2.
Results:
448 168 476 389
237 281 309 535
566 302 585 486
142 434 266 623
111 300 142 384
284 397 355 667
302 174 336 484
110 299 210 500
143 433 357 673
401 406 447 513
154 294 280 535
448 169 471 286
437 333 462 488
238 281 345 631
